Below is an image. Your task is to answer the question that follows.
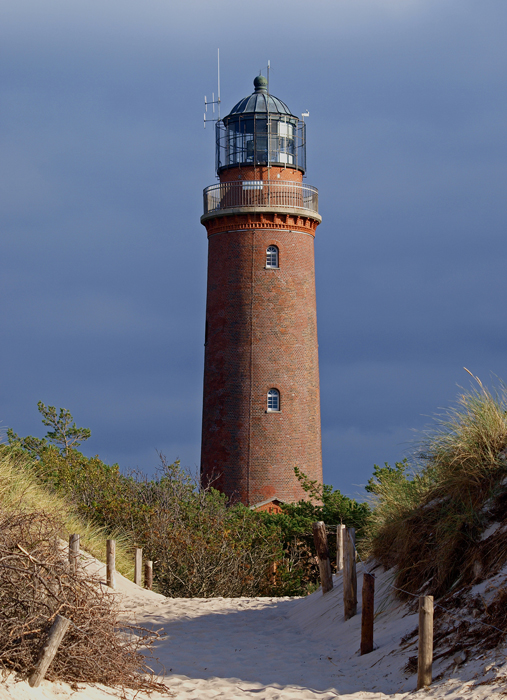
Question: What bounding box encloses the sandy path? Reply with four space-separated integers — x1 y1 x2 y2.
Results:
2 557 506 699
135 596 362 698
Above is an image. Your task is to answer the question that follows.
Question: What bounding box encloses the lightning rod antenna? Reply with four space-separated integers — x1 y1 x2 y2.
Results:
217 48 221 120
203 49 222 128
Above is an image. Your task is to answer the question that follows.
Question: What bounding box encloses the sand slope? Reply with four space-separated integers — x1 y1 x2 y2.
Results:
2 556 506 699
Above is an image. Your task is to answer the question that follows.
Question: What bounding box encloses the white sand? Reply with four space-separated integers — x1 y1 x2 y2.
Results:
2 556 506 699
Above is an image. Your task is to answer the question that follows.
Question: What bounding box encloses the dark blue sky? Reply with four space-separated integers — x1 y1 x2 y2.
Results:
2 0 507 498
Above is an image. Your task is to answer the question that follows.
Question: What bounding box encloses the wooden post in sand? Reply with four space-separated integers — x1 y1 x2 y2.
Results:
134 548 143 586
144 560 153 590
312 521 333 594
417 596 434 689
336 524 346 572
343 527 357 620
69 533 80 573
106 539 116 589
268 560 277 585
360 572 375 654
29 615 71 687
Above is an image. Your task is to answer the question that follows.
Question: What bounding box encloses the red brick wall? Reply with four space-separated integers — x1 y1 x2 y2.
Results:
220 165 303 183
200 204 323 505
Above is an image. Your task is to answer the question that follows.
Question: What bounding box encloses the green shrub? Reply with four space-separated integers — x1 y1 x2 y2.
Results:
260 468 371 595
7 402 370 597
0 447 133 578
6 407 281 596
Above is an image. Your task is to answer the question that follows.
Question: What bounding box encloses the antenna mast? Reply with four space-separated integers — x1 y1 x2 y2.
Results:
217 48 221 120
204 49 221 128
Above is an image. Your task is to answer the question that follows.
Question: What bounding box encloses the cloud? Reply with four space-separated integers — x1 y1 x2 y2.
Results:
1 0 507 493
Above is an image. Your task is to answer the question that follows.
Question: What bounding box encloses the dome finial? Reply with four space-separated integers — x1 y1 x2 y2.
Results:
253 75 268 93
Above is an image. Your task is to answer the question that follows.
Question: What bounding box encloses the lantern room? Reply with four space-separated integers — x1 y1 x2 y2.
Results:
215 75 306 174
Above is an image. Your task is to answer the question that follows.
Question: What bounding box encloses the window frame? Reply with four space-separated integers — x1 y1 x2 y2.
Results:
266 245 279 269
267 388 281 412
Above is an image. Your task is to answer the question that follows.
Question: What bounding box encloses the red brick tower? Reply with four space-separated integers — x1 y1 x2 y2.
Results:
200 75 323 507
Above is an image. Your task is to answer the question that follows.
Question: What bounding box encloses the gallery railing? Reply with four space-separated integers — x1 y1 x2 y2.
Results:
203 181 319 216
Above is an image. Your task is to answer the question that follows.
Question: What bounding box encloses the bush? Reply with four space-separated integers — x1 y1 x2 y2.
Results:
92 457 283 598
261 468 371 595
0 448 133 578
7 403 370 598
7 413 282 597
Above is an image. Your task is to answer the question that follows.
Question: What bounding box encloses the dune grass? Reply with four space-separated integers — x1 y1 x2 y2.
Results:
0 447 134 579
366 373 507 598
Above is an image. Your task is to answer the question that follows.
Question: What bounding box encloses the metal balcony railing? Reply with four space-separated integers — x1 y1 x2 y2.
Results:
203 180 319 217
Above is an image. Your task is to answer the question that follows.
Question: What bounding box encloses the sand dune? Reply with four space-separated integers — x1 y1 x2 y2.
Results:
2 555 506 699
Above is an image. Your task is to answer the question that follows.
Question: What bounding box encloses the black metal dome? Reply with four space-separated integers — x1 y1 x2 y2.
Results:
216 75 306 173
226 76 294 119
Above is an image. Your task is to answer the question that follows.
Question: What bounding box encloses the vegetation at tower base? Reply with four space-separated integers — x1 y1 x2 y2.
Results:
6 403 368 597
6 405 281 597
365 374 507 611
260 468 371 595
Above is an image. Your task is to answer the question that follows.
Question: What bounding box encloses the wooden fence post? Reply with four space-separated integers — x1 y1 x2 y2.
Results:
68 534 80 573
343 527 357 620
336 524 346 572
417 596 434 689
134 548 143 586
360 572 375 654
312 521 333 594
144 560 153 590
106 539 116 589
28 615 71 687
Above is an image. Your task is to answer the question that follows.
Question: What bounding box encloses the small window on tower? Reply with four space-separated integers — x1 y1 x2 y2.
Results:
266 245 279 268
267 388 280 412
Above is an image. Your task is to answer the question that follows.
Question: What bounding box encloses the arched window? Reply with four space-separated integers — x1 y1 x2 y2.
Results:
267 388 280 412
266 245 279 268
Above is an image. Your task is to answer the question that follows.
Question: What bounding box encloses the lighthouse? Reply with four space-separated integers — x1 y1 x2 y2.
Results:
200 75 323 507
